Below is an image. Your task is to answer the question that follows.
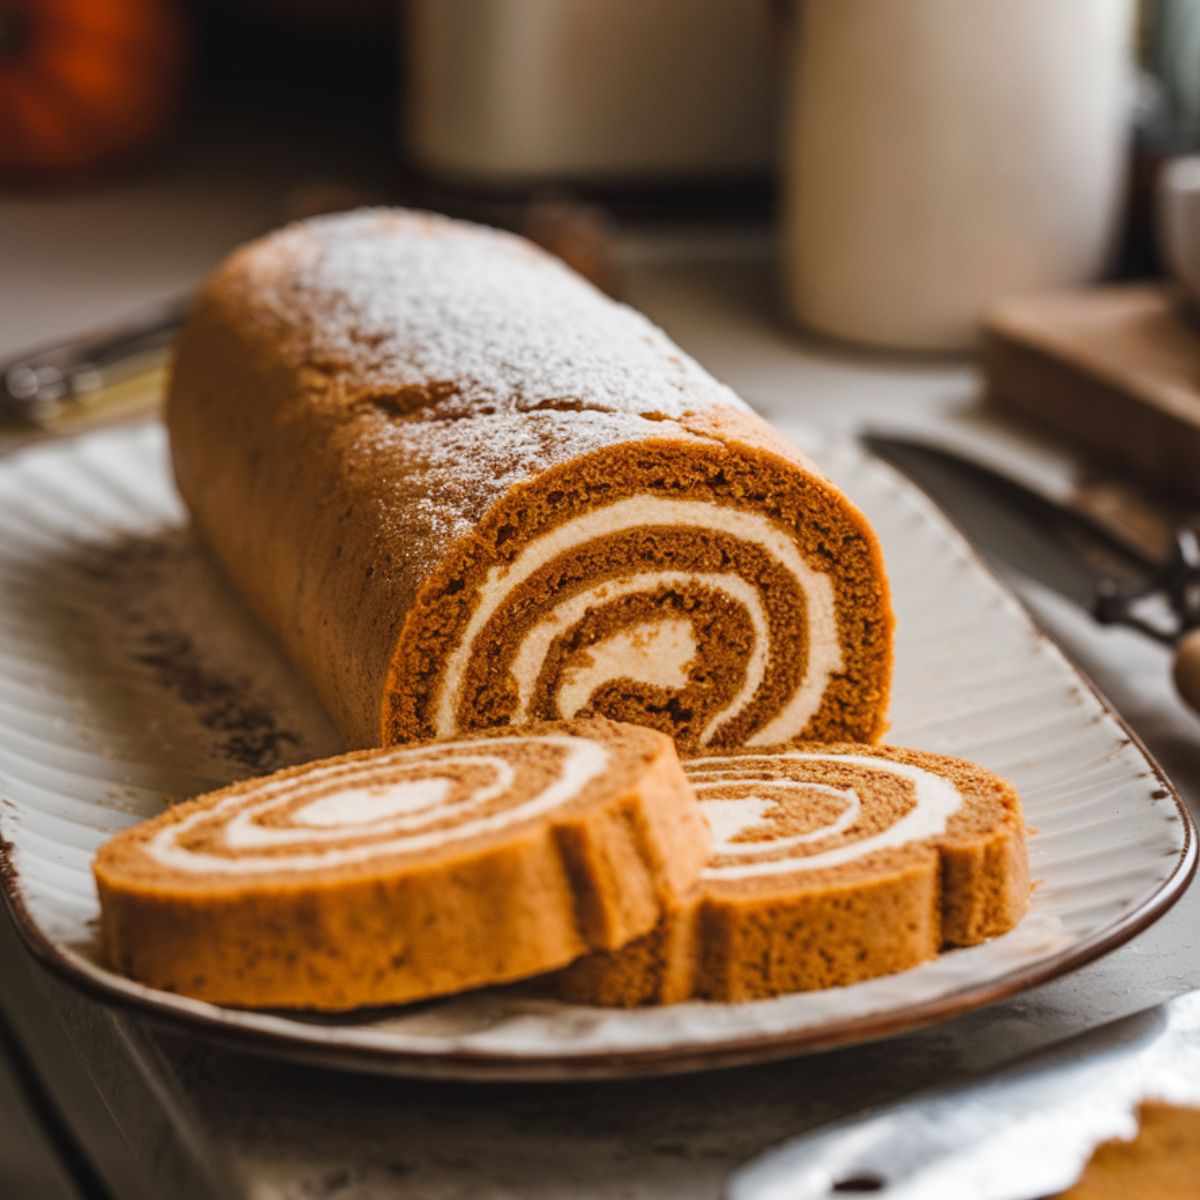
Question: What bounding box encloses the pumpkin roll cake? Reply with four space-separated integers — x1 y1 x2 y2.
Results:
168 209 893 752
93 718 710 1010
554 744 1030 1005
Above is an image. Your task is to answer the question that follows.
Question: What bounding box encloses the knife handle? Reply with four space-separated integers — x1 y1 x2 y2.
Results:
1173 628 1200 715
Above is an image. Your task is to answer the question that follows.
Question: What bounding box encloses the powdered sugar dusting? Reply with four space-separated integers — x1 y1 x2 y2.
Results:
237 209 747 422
362 408 707 568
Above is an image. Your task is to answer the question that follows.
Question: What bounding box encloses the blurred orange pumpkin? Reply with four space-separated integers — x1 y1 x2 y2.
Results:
0 0 187 179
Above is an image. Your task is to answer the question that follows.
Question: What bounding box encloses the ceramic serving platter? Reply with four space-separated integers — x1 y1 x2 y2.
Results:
0 423 1192 1081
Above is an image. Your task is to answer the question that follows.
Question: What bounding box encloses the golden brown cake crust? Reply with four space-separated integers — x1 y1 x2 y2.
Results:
1054 1103 1200 1200
553 743 1030 1005
167 209 893 753
93 718 710 1011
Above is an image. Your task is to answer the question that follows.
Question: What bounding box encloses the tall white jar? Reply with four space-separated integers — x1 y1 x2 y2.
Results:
780 0 1135 350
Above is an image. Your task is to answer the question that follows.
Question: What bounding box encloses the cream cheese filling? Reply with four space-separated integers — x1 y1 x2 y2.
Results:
509 571 770 741
688 753 963 879
699 781 862 857
553 617 697 721
143 734 609 875
295 778 453 828
434 495 841 745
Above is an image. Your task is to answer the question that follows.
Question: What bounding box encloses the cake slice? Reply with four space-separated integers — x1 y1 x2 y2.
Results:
554 743 1030 1005
94 717 709 1011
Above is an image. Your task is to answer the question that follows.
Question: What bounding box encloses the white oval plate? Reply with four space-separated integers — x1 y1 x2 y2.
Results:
0 424 1192 1080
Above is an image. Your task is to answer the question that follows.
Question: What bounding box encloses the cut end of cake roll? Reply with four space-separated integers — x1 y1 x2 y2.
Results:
93 717 710 1011
167 209 894 756
382 400 894 753
553 743 1030 1006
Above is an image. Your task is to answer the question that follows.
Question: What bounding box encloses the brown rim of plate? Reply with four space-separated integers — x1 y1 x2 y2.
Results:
0 453 1195 1082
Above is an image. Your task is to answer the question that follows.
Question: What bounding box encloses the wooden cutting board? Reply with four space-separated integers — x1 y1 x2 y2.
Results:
984 283 1200 504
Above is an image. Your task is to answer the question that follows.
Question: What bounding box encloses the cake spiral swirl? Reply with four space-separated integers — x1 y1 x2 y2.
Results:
140 734 609 876
690 751 964 877
425 496 843 748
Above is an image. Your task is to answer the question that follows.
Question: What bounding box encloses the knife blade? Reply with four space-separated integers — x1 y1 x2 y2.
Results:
728 989 1200 1200
862 432 1200 714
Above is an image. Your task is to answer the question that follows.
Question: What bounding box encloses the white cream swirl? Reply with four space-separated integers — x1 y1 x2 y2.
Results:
689 752 963 880
435 495 841 745
144 734 609 876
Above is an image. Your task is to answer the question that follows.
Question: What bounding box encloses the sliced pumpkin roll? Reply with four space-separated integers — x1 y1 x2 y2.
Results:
553 744 1030 1005
93 718 709 1010
167 209 893 751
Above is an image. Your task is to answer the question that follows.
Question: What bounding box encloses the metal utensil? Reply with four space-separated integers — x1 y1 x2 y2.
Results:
863 432 1200 715
0 298 185 429
729 989 1200 1200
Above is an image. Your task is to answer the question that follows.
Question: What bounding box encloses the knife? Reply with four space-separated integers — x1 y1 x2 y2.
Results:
862 432 1200 716
727 989 1200 1200
0 297 184 429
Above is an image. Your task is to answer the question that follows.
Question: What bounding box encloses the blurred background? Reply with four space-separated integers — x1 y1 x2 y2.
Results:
1 0 1199 454
0 1 1173 324
0 1 1194 361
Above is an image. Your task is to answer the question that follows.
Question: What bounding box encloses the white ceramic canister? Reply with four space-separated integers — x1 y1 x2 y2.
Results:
780 0 1135 350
